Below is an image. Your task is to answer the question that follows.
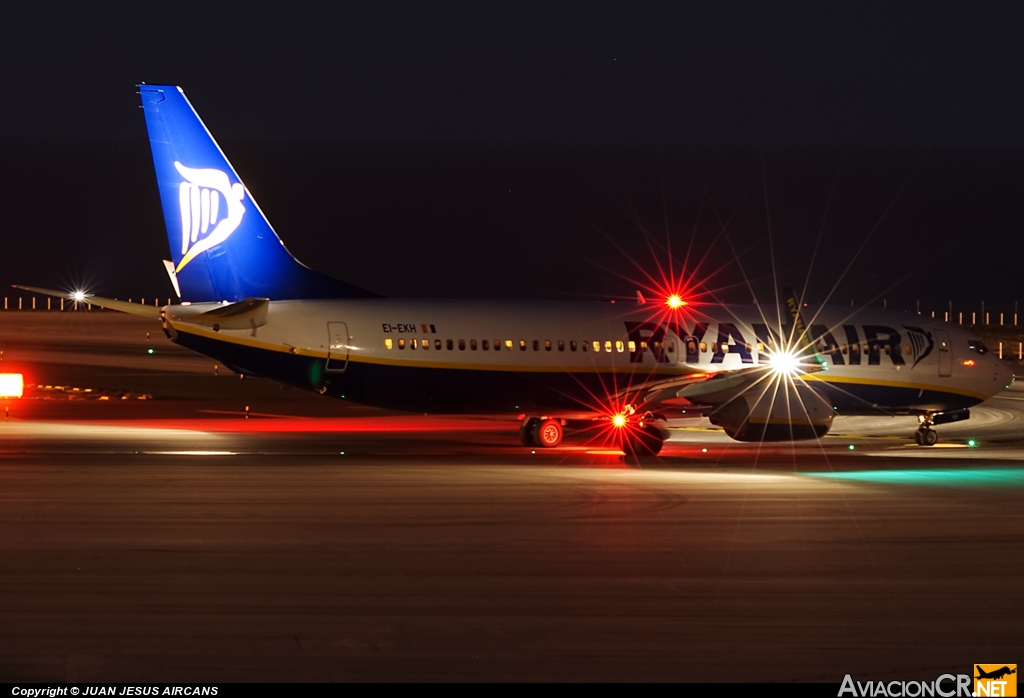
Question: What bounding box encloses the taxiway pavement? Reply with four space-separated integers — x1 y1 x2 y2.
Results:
1 312 1021 681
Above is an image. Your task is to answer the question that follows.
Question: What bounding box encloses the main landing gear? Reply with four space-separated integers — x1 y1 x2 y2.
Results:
520 416 564 448
619 421 666 457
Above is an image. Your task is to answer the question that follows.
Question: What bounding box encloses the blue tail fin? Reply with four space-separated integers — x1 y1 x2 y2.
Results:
139 84 377 302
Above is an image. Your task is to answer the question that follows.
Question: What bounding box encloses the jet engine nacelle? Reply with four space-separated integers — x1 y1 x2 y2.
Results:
709 381 834 442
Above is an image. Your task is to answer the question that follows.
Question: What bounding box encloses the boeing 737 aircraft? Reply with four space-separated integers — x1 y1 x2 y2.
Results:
19 85 1014 454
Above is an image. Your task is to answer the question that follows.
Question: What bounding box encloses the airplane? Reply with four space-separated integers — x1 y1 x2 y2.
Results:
976 666 1017 681
17 85 1014 454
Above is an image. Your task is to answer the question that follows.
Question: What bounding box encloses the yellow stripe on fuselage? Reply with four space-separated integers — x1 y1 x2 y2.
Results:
800 372 989 401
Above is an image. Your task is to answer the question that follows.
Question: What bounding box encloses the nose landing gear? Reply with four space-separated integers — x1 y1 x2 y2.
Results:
912 408 970 446
915 413 939 446
914 426 938 446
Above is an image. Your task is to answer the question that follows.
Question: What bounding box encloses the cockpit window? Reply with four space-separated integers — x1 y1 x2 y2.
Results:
968 340 988 355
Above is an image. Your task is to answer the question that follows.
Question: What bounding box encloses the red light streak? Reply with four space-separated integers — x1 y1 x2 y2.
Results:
0 373 24 398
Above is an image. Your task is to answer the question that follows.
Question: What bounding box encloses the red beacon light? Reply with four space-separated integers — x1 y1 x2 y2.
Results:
610 404 636 428
666 294 687 309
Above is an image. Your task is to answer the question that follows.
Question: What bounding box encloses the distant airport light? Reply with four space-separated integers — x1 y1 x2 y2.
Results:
72 291 86 302
666 294 686 309
967 439 978 448
962 359 976 367
0 373 24 398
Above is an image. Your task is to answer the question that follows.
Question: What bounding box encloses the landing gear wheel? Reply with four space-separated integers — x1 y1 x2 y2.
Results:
916 427 938 446
533 418 564 448
621 423 665 457
520 417 541 447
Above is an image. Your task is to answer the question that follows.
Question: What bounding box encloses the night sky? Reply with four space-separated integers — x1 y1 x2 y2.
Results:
3 4 1024 314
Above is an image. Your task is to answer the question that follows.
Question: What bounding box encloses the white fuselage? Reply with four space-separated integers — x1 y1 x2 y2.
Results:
161 299 1012 416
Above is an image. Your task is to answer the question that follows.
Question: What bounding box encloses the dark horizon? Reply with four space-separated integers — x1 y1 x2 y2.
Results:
3 5 1024 312
1 138 1021 314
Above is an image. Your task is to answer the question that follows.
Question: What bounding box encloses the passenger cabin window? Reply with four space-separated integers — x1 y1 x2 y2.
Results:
666 341 675 353
435 339 442 350
582 341 589 352
385 338 393 350
422 338 429 350
470 339 478 350
570 340 577 351
447 339 454 350
494 340 500 351
533 340 540 351
544 340 552 351
398 338 406 349
628 340 636 353
519 340 527 351
410 339 417 350
905 344 912 355
458 339 466 350
700 342 707 353
615 340 624 353
505 340 513 350
604 340 612 353
592 341 601 353
481 339 489 350
558 340 565 351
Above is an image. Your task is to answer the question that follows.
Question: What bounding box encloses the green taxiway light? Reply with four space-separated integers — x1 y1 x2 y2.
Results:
808 467 1024 487
147 349 154 355
848 444 855 450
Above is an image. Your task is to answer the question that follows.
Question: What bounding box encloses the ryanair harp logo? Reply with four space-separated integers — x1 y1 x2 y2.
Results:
175 162 245 273
903 325 935 369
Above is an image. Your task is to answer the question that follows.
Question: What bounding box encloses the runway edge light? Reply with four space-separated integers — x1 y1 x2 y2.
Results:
0 373 24 398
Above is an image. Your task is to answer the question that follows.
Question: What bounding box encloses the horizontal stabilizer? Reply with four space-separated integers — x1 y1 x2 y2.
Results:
12 286 161 318
182 297 269 331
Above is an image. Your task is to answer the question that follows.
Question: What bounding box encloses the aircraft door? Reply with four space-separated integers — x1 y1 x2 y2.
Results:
936 329 952 377
326 322 349 372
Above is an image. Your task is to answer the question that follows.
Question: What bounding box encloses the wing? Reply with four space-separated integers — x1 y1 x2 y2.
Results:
634 363 822 412
13 285 162 318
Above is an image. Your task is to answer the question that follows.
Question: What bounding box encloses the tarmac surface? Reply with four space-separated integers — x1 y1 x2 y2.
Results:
1 312 1022 682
